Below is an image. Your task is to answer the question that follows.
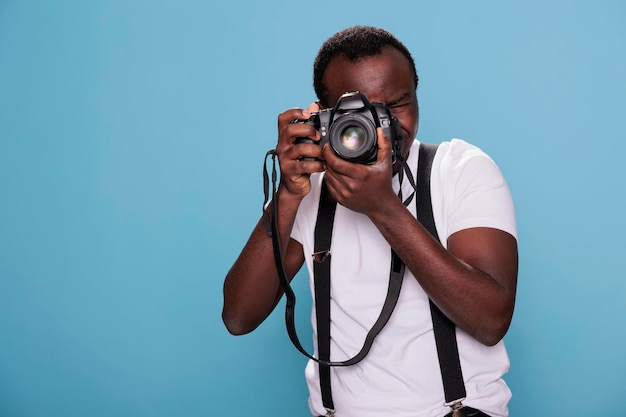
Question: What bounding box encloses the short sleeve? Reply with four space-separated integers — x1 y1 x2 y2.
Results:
432 139 517 241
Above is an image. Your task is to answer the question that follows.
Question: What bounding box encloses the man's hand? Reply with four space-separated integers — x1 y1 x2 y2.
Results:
323 127 397 215
275 103 326 200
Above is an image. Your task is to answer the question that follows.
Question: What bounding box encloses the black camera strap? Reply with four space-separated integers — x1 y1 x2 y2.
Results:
262 151 405 372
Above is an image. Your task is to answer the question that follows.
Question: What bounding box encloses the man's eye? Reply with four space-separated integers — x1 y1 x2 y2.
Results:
389 102 411 109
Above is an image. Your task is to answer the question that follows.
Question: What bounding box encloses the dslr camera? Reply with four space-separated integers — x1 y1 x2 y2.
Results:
294 91 402 164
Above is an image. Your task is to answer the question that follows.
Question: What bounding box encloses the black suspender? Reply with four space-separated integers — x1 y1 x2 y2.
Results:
418 144 467 409
314 181 336 411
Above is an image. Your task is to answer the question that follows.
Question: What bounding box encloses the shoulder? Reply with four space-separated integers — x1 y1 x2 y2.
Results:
435 138 494 166
432 139 505 185
428 138 517 240
409 138 494 170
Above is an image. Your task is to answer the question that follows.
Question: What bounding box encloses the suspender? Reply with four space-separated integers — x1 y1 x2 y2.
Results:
418 144 467 409
313 143 466 414
314 181 337 411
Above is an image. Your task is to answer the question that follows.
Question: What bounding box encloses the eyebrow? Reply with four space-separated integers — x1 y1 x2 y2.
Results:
385 92 412 107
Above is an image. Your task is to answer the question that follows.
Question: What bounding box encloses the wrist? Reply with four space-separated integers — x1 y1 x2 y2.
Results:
276 186 305 208
366 191 406 223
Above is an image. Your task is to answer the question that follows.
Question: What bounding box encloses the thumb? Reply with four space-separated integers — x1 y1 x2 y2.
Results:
306 102 321 113
376 127 392 162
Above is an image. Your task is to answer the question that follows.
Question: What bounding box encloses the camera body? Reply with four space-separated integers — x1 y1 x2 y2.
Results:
294 92 402 164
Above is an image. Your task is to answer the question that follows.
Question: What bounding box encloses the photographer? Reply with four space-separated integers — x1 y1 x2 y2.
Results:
222 26 518 417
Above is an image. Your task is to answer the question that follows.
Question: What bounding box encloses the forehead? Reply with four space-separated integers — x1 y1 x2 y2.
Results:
322 46 415 106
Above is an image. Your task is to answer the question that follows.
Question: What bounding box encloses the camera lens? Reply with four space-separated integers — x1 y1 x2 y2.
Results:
329 115 377 163
340 126 367 151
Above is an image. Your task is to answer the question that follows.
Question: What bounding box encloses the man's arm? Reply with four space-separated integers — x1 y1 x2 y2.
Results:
323 131 518 346
222 105 325 335
369 201 517 346
222 193 305 335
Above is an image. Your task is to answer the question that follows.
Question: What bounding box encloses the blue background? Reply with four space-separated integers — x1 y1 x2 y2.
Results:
1 1 625 416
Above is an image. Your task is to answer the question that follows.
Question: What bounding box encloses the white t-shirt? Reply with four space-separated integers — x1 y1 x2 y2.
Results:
291 139 517 417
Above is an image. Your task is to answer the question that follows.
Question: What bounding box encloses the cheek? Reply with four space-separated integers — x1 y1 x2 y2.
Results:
390 107 418 137
398 115 418 140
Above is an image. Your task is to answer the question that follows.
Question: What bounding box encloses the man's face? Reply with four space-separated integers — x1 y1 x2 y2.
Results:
320 46 419 163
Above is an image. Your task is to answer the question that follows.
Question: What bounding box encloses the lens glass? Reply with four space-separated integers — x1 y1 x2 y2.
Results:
340 126 366 151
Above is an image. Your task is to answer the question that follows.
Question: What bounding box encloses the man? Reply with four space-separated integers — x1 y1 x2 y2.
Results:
222 26 518 417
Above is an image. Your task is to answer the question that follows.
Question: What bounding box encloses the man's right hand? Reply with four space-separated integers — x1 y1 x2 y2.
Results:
275 103 326 199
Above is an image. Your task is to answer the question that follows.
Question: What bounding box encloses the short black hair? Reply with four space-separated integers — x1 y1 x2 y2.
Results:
313 25 419 107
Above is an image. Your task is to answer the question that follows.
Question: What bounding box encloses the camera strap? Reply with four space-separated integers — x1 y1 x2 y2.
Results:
262 150 404 372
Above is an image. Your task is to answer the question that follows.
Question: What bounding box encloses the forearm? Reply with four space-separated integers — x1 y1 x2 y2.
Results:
222 189 304 335
368 197 518 345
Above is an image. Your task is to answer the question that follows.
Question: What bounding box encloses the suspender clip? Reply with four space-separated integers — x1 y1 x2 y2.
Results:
312 250 331 263
447 399 465 417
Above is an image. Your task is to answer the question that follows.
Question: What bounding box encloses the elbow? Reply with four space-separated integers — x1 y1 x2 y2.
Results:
478 327 508 347
222 316 251 336
222 309 258 336
476 294 516 346
475 312 513 347
223 319 247 336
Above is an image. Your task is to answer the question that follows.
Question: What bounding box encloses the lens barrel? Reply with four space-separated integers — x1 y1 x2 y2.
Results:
328 113 377 164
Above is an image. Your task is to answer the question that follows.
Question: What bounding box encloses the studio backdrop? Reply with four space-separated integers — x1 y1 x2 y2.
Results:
1 1 625 416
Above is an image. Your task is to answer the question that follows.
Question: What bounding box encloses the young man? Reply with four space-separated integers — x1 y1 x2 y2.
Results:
222 26 518 417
